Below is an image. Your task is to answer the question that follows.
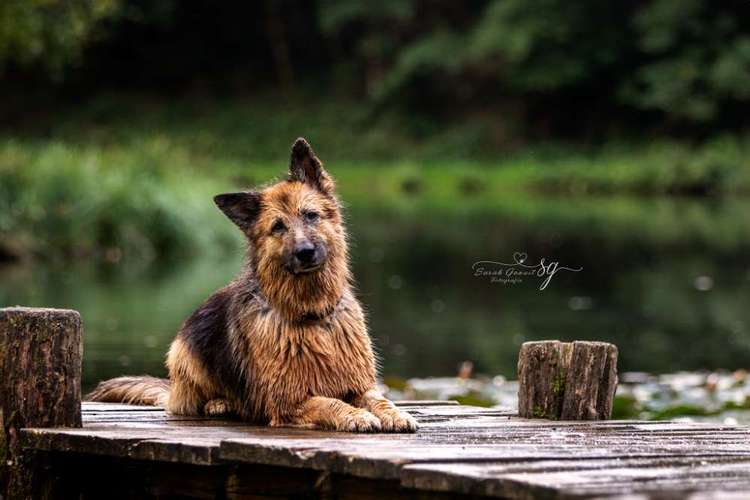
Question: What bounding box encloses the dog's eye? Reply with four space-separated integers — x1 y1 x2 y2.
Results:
271 219 287 234
303 210 320 223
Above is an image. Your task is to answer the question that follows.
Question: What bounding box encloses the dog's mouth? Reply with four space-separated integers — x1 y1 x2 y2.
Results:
285 259 325 275
291 263 323 275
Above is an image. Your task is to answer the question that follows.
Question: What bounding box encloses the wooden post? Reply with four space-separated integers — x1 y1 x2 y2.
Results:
517 340 617 420
0 307 82 498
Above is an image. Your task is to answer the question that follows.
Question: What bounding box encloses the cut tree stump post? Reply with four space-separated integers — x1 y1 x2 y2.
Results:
517 340 618 420
0 306 82 498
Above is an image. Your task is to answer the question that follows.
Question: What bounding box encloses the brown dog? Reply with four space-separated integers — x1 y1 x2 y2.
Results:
87 138 417 432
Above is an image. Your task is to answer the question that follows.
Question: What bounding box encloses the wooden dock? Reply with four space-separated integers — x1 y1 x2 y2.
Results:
18 401 750 499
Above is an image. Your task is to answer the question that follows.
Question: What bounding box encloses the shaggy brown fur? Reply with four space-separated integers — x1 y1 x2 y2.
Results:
87 138 417 433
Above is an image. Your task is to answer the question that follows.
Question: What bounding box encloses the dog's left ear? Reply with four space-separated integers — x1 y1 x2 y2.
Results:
289 137 335 196
214 191 261 231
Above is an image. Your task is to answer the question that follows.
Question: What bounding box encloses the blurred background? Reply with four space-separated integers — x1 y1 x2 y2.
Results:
1 1 750 415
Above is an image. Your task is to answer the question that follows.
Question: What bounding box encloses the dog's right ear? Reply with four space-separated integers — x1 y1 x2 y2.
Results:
214 191 261 231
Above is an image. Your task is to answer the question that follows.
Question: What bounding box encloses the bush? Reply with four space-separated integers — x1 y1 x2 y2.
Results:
0 140 239 262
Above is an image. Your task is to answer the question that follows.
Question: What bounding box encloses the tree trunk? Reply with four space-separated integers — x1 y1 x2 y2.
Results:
518 340 618 420
0 306 82 498
264 0 295 91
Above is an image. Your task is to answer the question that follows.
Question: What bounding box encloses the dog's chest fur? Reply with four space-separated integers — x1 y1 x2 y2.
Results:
237 291 376 420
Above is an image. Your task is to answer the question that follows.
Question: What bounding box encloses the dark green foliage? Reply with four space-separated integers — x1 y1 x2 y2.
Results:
0 142 239 262
0 0 120 77
2 1 749 134
318 0 750 131
622 0 750 122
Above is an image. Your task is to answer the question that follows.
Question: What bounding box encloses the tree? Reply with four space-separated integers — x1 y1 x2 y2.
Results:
0 0 120 78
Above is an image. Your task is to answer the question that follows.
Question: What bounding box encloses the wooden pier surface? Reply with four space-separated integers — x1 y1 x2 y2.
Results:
19 401 750 499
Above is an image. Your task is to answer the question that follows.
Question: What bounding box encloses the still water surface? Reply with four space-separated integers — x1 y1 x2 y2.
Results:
2 196 749 391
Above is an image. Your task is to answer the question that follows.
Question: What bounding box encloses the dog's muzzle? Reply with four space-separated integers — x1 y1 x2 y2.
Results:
289 241 326 274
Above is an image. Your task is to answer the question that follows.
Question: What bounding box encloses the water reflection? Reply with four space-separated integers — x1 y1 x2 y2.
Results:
1 196 749 391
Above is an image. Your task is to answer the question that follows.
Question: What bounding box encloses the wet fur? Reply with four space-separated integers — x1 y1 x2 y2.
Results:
87 138 416 433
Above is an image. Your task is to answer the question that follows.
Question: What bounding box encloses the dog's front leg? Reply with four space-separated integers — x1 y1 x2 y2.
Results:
353 389 418 433
276 396 382 432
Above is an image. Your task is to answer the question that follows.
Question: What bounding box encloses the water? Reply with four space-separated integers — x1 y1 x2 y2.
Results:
2 196 750 392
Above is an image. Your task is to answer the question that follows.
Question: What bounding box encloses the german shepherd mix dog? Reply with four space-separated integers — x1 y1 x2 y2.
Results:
88 138 417 433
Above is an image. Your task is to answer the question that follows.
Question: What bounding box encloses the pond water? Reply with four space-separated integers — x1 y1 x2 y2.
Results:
2 195 750 392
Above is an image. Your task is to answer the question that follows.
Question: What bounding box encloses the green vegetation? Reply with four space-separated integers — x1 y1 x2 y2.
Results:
552 373 565 396
611 394 750 421
0 138 238 261
4 1 749 132
532 405 547 419
2 97 749 262
0 0 119 76
450 393 494 408
611 395 642 420
2 0 748 265
322 0 750 126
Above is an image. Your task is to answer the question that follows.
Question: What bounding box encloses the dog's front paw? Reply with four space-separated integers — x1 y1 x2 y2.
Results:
203 398 232 416
377 409 418 433
337 409 382 433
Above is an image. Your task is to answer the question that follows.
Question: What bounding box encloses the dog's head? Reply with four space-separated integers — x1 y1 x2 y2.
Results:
214 138 348 317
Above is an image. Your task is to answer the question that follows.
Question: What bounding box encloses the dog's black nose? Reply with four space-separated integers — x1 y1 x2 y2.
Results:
294 242 316 264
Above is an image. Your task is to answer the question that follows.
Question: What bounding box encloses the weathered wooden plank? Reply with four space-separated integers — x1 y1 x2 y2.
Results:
220 439 750 478
129 438 221 465
22 425 243 465
85 402 741 431
688 492 750 500
29 407 750 469
82 402 164 412
78 400 457 413
34 413 750 443
18 402 750 498
82 411 214 423
401 457 750 498
22 428 145 458
219 421 750 480
393 400 460 406
516 466 750 499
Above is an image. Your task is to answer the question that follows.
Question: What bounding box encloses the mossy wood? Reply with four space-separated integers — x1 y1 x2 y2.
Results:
517 340 618 420
0 306 82 498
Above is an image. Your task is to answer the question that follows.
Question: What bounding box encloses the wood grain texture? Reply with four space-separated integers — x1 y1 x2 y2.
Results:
518 340 618 420
16 402 750 498
0 306 82 498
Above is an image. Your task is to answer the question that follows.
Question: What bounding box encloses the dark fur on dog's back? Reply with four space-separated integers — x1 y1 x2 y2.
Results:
178 284 248 402
87 138 417 433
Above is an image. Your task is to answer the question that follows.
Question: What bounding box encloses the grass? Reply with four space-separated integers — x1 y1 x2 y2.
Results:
2 93 750 261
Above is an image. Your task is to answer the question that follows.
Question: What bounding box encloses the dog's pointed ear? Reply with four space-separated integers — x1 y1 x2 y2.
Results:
288 137 335 196
214 191 261 231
